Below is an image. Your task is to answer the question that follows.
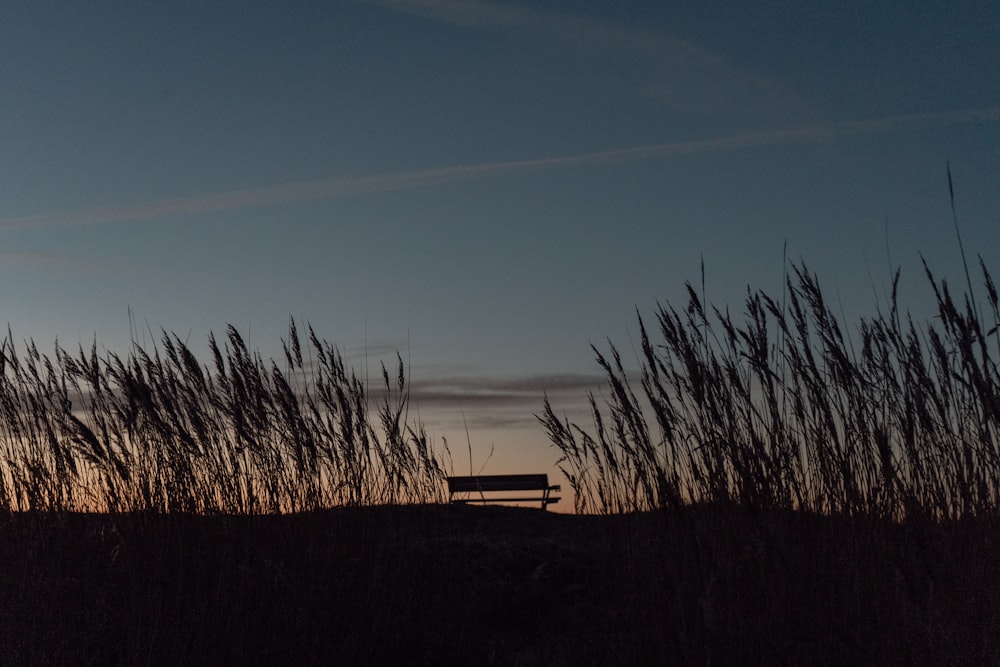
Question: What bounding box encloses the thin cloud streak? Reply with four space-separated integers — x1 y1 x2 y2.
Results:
409 372 608 402
270 365 606 429
365 0 529 31
407 372 608 430
0 250 64 266
0 249 110 274
3 107 998 232
364 0 816 118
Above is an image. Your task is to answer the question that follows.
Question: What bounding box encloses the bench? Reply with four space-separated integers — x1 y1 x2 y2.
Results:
446 474 561 510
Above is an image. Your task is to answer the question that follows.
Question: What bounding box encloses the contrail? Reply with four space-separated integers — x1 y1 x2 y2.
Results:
3 107 998 231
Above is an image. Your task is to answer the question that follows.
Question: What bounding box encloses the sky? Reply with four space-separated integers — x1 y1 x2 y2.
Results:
1 1 999 498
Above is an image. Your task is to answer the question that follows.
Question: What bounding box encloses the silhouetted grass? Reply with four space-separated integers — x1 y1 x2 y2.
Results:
0 319 449 513
542 258 1000 519
3 245 999 662
524 250 1000 663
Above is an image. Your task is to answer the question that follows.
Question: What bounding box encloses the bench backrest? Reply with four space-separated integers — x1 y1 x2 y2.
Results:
447 474 551 493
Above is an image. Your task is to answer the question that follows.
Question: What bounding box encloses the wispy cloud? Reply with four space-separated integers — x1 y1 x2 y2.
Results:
0 249 109 273
407 372 608 429
307 364 607 429
365 0 531 31
0 250 64 266
2 107 998 232
364 0 815 118
409 372 606 404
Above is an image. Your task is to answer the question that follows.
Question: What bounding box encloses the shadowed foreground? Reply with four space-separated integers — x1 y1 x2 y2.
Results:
1 503 998 665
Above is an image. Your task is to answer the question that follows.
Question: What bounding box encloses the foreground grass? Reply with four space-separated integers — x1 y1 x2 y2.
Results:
2 503 998 665
0 320 448 513
543 258 1000 519
2 225 998 663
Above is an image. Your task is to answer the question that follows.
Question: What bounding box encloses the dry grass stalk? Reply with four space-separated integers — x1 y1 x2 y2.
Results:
0 320 449 513
542 259 1000 519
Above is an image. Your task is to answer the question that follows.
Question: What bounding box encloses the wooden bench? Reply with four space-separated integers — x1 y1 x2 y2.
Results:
446 474 561 510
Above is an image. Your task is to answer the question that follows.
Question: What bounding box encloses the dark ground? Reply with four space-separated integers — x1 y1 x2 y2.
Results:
1 503 998 666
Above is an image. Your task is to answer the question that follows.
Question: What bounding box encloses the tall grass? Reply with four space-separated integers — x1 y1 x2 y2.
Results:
0 319 449 513
542 258 1000 519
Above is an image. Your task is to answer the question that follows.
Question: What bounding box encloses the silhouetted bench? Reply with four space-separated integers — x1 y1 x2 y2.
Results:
447 474 561 510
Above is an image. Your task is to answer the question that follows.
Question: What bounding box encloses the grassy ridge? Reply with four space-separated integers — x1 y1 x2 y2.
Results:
2 504 997 665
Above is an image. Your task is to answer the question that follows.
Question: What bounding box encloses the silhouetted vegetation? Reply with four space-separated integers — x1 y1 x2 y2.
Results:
2 251 999 664
2 504 998 665
542 258 1000 519
0 320 449 513
527 249 1000 662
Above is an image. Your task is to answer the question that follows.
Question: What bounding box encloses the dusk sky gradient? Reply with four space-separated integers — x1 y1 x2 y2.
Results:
2 1 998 484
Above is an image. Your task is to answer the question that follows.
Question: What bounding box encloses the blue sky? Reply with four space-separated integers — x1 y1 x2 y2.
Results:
2 1 999 481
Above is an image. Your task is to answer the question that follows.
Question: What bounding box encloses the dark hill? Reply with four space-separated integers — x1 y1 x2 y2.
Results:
1 504 997 665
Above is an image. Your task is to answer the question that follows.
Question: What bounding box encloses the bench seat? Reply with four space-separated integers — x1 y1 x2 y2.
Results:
447 474 561 510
